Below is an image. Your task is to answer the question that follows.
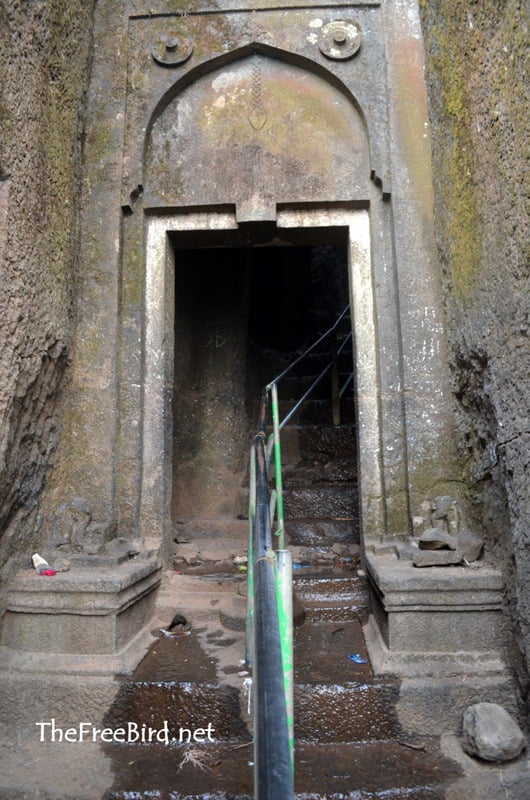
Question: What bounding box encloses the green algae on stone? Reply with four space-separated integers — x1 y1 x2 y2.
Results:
430 29 482 302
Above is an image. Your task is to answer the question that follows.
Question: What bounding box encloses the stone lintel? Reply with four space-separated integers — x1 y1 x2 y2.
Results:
236 197 277 223
128 0 381 17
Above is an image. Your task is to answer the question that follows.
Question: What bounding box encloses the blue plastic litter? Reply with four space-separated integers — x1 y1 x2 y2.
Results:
348 653 368 664
293 563 310 570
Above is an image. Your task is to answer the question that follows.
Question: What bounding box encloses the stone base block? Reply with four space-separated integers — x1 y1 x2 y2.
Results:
0 672 121 739
364 552 506 657
363 614 509 681
0 558 161 675
0 558 163 738
363 552 517 734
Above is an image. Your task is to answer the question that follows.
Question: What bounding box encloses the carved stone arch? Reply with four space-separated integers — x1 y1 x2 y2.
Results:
142 44 372 211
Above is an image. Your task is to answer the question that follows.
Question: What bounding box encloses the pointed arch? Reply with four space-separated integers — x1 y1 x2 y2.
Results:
143 44 372 208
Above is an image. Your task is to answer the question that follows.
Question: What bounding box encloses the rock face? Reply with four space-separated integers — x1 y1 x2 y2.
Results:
0 1 96 577
420 0 530 686
462 703 526 762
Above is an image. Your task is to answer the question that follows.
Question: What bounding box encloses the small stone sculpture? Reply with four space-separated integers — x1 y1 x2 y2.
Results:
413 495 483 568
46 497 141 563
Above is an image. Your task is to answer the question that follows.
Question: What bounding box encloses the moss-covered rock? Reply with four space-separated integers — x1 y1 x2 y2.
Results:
419 0 530 699
0 0 96 575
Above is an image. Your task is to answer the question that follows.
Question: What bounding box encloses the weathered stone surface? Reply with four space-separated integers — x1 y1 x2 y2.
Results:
462 703 526 762
431 495 453 520
0 0 96 578
284 485 358 519
418 527 458 550
413 550 463 568
458 529 484 563
420 0 530 686
286 517 359 547
415 497 484 564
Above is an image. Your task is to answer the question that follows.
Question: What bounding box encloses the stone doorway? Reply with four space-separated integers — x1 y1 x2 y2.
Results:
170 226 351 527
140 208 379 552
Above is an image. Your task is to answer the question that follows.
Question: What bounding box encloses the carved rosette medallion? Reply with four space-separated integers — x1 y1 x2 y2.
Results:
319 21 361 61
152 34 194 67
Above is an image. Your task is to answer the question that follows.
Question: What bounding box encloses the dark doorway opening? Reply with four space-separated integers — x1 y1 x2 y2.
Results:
170 225 352 523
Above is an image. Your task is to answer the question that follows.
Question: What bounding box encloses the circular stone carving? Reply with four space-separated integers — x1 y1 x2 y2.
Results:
152 34 194 67
319 21 361 60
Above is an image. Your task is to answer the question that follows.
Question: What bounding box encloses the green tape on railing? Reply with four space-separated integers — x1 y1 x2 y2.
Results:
276 549 294 770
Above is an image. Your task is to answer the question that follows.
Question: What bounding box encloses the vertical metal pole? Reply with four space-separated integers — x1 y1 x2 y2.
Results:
253 552 294 800
271 383 285 549
253 433 294 800
269 489 277 526
246 445 256 668
276 549 294 770
331 329 341 426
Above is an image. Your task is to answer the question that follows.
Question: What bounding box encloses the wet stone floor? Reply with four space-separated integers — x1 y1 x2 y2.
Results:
96 567 463 799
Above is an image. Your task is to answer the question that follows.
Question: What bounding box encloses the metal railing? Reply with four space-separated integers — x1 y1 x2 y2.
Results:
246 306 353 800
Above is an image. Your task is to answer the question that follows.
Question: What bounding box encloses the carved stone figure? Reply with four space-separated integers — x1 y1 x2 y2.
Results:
413 495 483 567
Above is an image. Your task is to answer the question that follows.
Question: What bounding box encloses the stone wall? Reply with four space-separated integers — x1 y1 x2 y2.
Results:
419 0 530 705
0 1 95 577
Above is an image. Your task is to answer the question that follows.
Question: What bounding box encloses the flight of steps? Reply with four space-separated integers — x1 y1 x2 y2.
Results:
100 354 462 798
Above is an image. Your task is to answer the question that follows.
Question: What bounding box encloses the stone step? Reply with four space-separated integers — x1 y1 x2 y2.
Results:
104 680 250 744
103 676 398 748
294 619 371 683
279 423 356 465
294 740 460 798
100 738 458 799
171 518 250 569
294 597 368 625
284 483 358 518
282 458 357 486
235 482 358 520
172 517 249 544
286 517 360 547
240 453 357 489
295 681 402 742
294 572 370 623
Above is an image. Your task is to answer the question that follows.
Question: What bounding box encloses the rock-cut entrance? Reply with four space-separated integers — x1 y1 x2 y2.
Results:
138 49 382 550
169 225 353 540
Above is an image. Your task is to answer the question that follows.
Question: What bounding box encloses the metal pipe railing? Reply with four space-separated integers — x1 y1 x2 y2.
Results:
247 306 353 799
270 383 285 548
265 304 350 391
252 428 294 799
246 445 256 668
